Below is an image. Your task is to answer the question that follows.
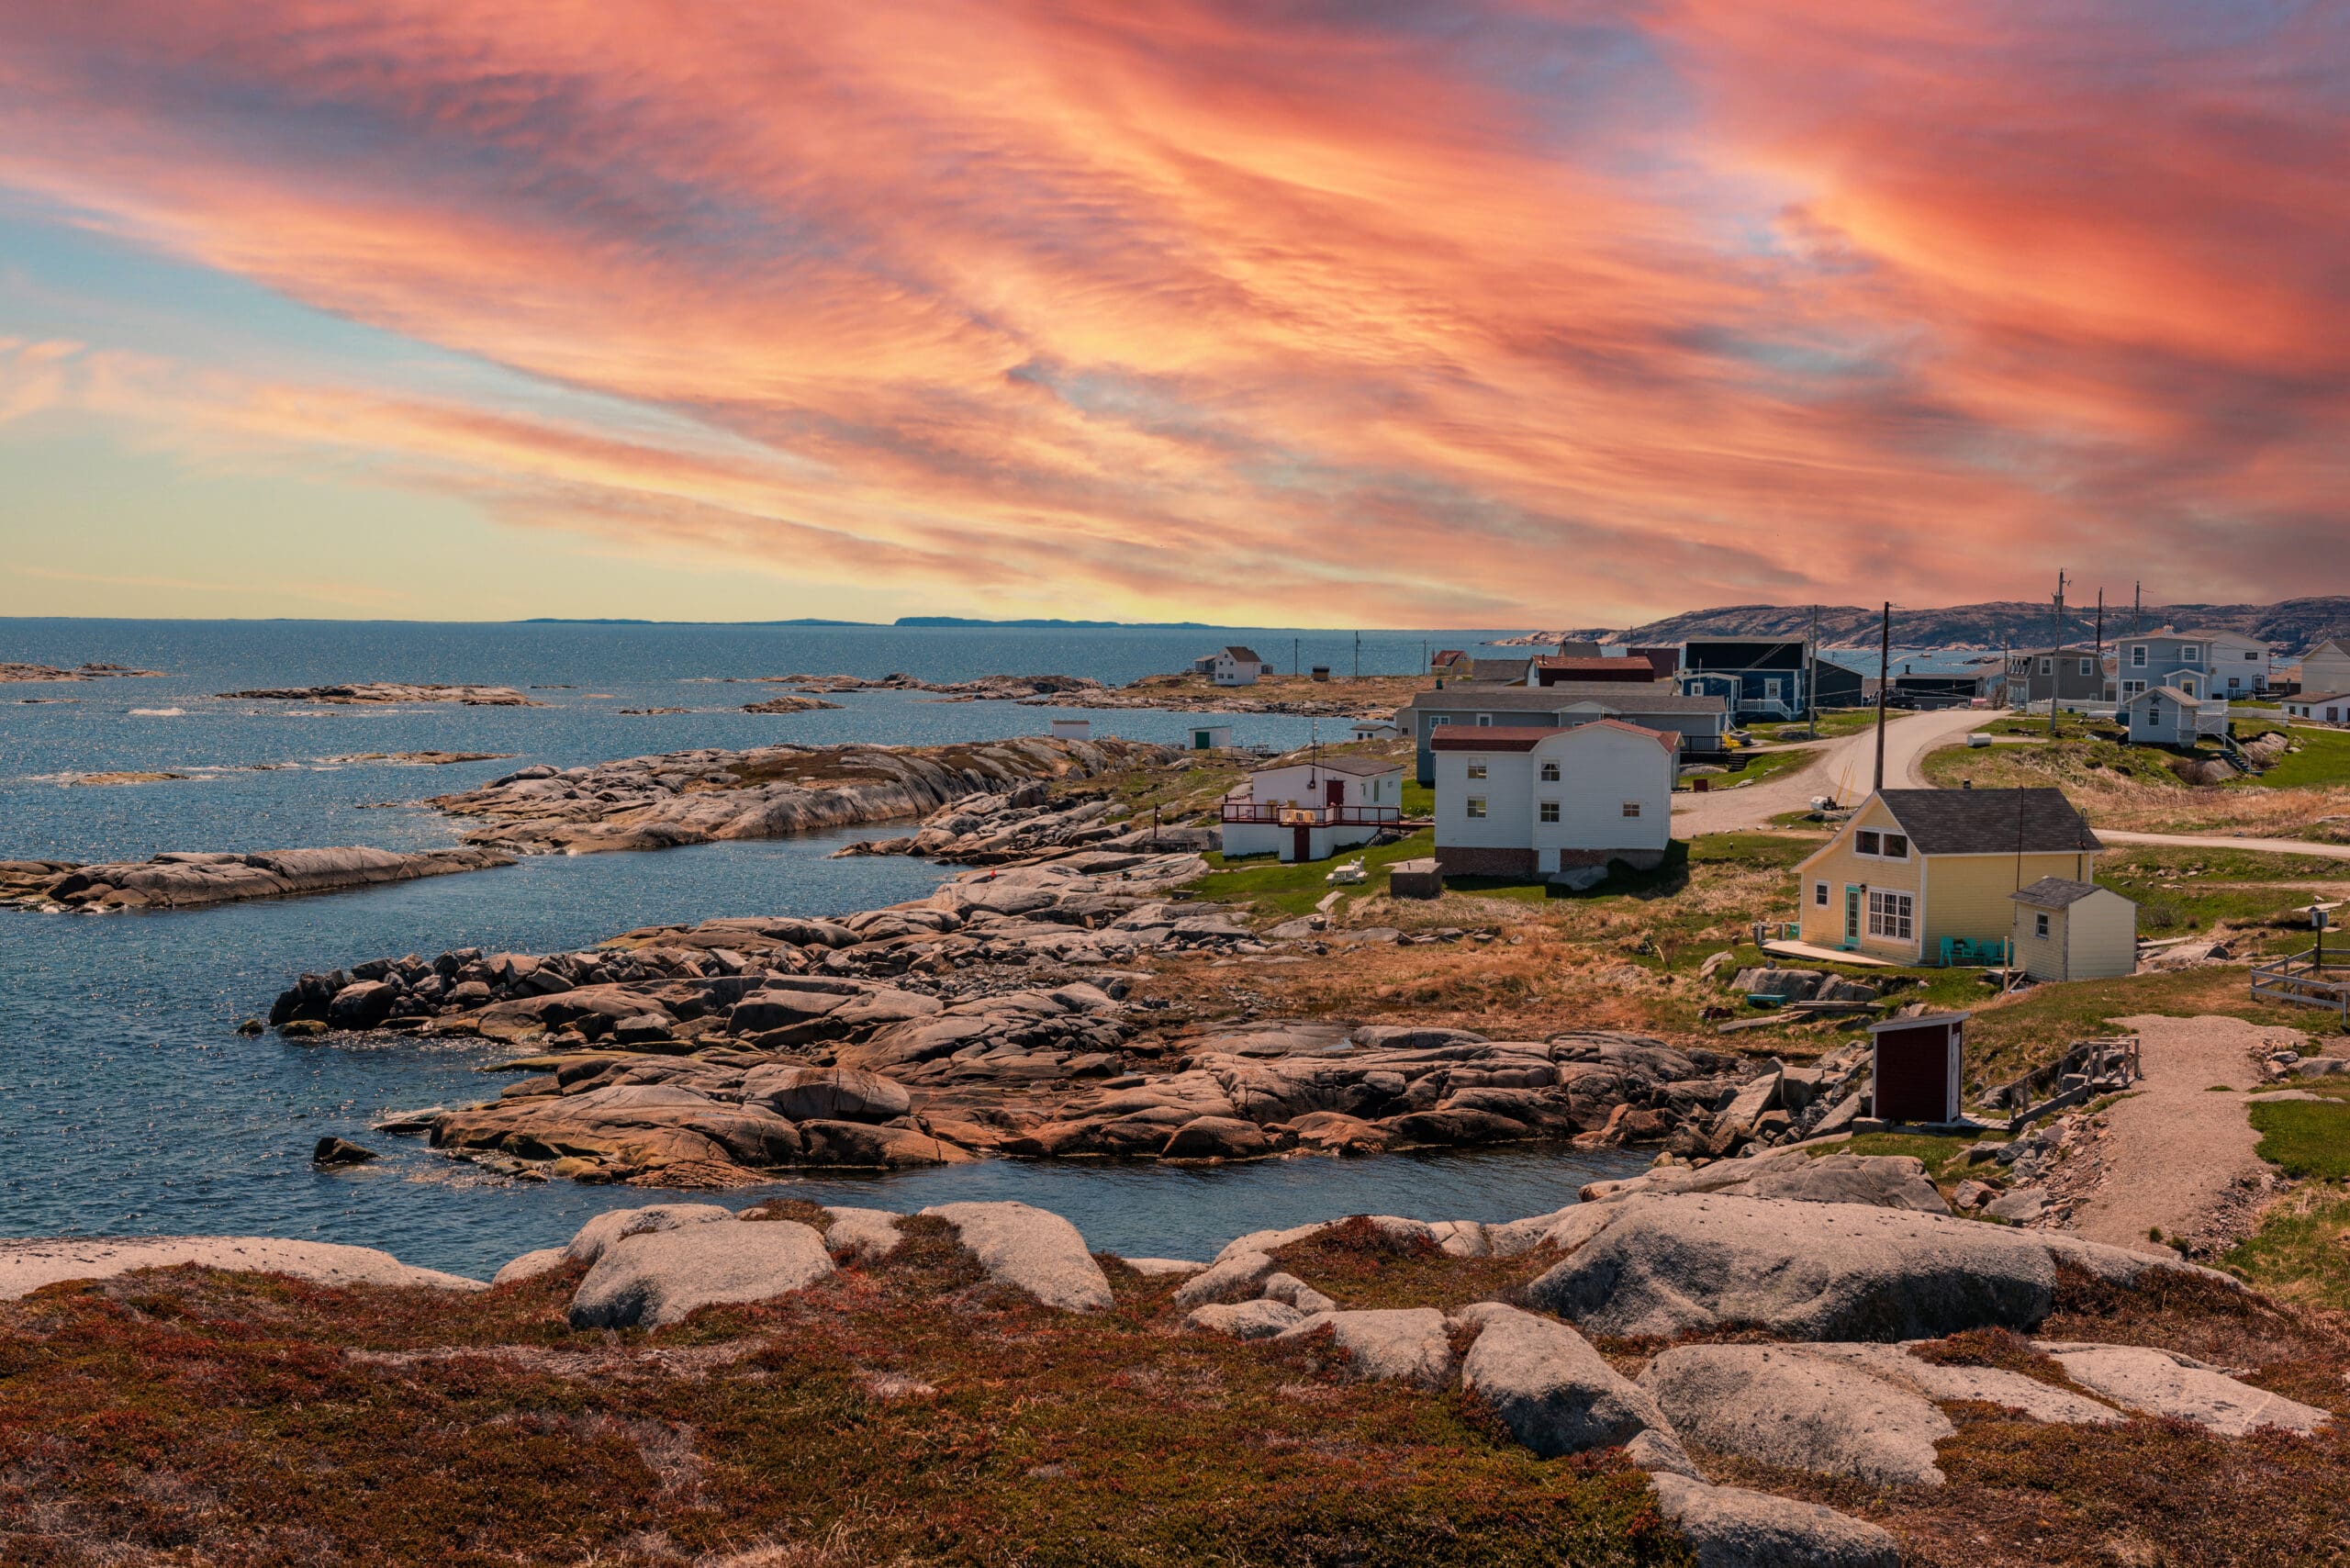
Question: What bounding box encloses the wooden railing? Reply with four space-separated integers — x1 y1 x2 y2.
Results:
2251 949 2350 1019
1220 802 1402 827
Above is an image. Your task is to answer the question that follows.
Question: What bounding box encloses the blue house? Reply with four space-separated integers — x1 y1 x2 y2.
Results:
1678 638 1808 721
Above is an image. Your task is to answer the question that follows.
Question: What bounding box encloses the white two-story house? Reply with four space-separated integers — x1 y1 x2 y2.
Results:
1204 646 1272 687
1430 720 1673 880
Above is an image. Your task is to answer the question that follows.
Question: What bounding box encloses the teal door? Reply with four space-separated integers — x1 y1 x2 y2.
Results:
1843 885 1862 946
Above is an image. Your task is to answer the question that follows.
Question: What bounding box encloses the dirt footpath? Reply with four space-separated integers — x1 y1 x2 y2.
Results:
2065 1014 2304 1254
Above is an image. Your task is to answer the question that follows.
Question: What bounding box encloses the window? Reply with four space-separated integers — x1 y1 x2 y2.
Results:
1539 761 1560 781
2035 912 2051 938
2080 659 2094 677
1539 801 1560 823
1620 801 1642 819
1880 834 1908 859
2039 658 2053 676
2182 645 2200 664
1429 715 1451 728
1867 890 1913 940
2228 677 2241 690
1814 881 1830 907
1465 797 1486 819
1475 713 1494 726
2132 644 2147 666
1855 829 1880 855
1465 761 1487 779
2245 650 2259 661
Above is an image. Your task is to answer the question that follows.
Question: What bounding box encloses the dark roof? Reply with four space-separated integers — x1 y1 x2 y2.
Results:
1431 726 1564 752
2009 877 2120 910
1223 645 1265 664
1407 683 1723 714
1875 789 2102 856
2290 690 2350 704
1252 754 1400 778
1467 657 1531 683
1533 655 1663 676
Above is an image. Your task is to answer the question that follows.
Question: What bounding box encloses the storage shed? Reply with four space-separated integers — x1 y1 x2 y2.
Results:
1048 718 1091 741
1868 1011 1968 1124
2008 879 2137 982
1187 723 1235 751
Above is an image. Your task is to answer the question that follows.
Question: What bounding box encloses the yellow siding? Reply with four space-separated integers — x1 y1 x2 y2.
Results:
1920 852 2095 947
2009 905 2067 980
1794 798 1922 959
2013 888 2136 980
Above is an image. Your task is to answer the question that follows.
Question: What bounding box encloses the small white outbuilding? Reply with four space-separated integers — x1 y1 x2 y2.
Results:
2008 878 2138 982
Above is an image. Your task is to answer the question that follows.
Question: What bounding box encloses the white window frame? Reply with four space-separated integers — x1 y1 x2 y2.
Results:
2079 659 2094 677
1475 713 1494 727
1539 801 1560 823
2035 912 2051 938
1814 881 1830 907
1867 890 1913 940
1852 829 1908 860
2181 644 2200 664
1464 797 1486 820
2132 644 2147 666
1855 829 1880 855
1465 761 1487 779
2039 657 2053 676
1539 761 1560 782
1428 715 1451 728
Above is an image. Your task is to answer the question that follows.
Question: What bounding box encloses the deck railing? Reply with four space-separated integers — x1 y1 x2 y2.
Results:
1220 802 1402 827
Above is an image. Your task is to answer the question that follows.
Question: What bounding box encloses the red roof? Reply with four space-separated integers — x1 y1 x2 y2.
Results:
1431 719 1676 754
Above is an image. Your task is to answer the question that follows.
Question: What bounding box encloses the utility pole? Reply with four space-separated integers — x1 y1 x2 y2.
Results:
1292 637 1300 678
2094 588 2106 701
1353 631 1360 680
2048 569 2066 739
2132 581 2142 637
1806 603 1819 739
1873 601 1890 795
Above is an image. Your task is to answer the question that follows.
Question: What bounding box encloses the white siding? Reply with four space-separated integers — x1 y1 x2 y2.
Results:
1246 764 1398 809
1433 725 1673 864
1433 747 1535 853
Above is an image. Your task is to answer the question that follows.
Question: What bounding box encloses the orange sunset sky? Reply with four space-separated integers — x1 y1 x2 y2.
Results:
1 0 2344 624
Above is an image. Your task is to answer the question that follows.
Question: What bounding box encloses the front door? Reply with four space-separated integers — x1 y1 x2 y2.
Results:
1324 779 1346 811
1292 823 1312 862
1844 885 1862 946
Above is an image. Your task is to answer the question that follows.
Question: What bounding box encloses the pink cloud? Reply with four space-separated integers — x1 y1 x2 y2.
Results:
0 0 2342 621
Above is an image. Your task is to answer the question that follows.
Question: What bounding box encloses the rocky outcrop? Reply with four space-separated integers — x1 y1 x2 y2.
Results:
1525 1193 2221 1341
567 1215 834 1328
3 846 513 913
741 695 844 714
1455 1303 1685 1464
1645 1473 1901 1568
0 662 166 682
2040 1341 2332 1436
918 1201 1113 1311
836 782 1218 865
0 1237 482 1298
1640 1344 1956 1485
219 682 541 705
425 736 1177 855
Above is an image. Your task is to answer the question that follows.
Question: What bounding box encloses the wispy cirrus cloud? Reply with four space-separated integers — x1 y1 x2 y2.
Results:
0 0 2343 622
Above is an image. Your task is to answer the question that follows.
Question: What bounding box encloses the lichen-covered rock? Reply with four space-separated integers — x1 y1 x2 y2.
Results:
2042 1342 2333 1436
1184 1299 1307 1338
0 1237 482 1298
1646 1472 1900 1568
562 1203 735 1266
918 1201 1113 1311
1639 1343 1954 1485
1275 1307 1455 1387
1455 1303 1685 1463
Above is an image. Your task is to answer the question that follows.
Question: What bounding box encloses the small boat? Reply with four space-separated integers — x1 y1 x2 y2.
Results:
1326 859 1368 885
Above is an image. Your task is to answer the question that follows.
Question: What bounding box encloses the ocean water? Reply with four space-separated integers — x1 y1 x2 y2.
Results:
2 620 1641 1278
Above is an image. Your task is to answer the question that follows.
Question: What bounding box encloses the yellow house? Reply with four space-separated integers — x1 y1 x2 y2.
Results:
1794 788 2102 964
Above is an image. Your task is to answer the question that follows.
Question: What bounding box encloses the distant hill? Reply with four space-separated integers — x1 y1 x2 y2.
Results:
1550 598 2350 655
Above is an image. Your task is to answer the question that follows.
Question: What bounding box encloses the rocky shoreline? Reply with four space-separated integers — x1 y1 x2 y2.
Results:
219 681 542 705
422 734 1173 855
1 661 168 682
0 846 513 913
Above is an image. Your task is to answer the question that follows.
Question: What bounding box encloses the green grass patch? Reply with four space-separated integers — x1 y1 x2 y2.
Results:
2225 1191 2350 1315
1826 1130 1997 1183
2238 725 2350 790
1191 829 1438 917
1757 710 1882 743
2249 1099 2350 1180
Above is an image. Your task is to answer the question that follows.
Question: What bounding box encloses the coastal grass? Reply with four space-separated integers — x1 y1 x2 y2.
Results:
2226 1188 2350 1315
1684 745 1819 791
1756 710 1882 743
1959 966 2339 1090
2234 724 2350 790
1919 733 2350 841
1269 1217 1548 1314
1192 828 1439 917
2247 1098 2350 1180
1821 1130 1995 1185
0 1242 1691 1568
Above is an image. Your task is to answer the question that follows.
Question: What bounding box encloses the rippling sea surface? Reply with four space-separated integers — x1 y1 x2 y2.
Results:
2 619 1640 1278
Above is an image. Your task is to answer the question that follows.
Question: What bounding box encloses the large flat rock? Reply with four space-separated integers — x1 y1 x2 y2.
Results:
567 1217 833 1328
1275 1307 1455 1387
1528 1193 2192 1341
1647 1472 1900 1568
2042 1342 2333 1436
918 1201 1113 1311
1639 1343 1953 1485
0 1236 483 1298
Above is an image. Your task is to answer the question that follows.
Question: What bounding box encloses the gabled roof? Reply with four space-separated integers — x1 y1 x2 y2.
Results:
1431 725 1563 751
1533 655 1662 676
1251 754 1400 778
2121 684 2202 708
2300 637 2350 658
1429 719 1674 754
2009 877 2121 910
1468 657 1532 683
2289 690 2350 705
1874 788 2102 856
1222 645 1265 664
1430 649 1468 666
1405 683 1723 713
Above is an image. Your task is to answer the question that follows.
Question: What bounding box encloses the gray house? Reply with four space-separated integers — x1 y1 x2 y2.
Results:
2115 633 2218 701
2006 646 2110 709
1399 682 1729 784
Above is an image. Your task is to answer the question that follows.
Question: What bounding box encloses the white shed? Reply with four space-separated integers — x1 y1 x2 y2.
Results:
2009 878 2138 982
2284 692 2349 726
1048 717 1091 741
1187 723 1236 751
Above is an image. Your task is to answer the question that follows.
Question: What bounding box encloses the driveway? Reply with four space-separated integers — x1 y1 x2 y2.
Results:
1672 708 1988 834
